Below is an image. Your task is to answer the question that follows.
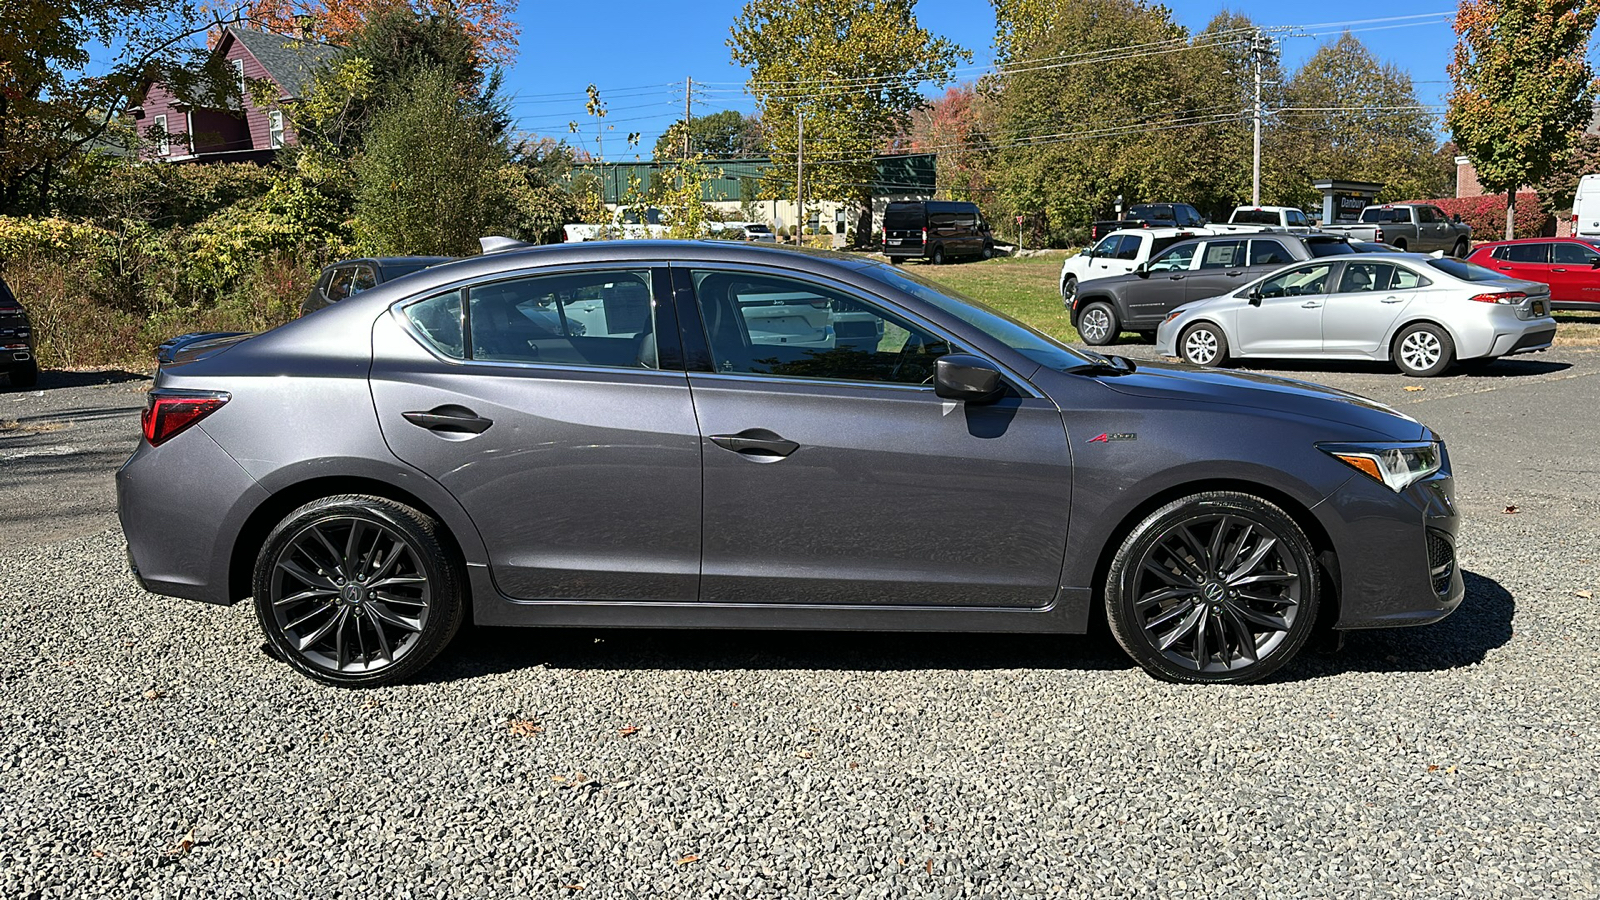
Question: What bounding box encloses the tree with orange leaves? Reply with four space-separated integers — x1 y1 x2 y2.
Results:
229 0 519 64
1447 0 1600 239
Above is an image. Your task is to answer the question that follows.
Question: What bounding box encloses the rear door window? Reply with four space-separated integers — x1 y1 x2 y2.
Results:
1147 243 1197 272
465 269 660 369
1112 235 1141 261
884 204 924 231
1198 240 1245 269
1249 239 1293 266
1503 243 1550 264
1337 262 1392 293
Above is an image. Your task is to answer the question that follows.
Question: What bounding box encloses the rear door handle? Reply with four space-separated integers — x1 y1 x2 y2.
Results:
1381 296 1404 304
1301 301 1323 308
709 429 799 458
403 406 494 434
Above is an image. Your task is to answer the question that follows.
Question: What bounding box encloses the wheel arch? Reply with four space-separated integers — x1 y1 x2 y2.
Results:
226 473 481 609
1085 477 1341 635
1070 292 1121 326
1386 315 1462 358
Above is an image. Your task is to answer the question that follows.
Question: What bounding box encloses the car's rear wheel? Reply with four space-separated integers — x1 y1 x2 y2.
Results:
930 245 946 265
253 495 464 687
1178 322 1228 366
1393 322 1454 377
1076 301 1118 346
1105 491 1320 684
981 242 994 260
1452 239 1469 258
8 360 37 388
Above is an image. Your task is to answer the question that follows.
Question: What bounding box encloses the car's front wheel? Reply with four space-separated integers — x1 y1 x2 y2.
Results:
1076 301 1118 346
1178 322 1228 366
1060 276 1078 309
1105 491 1320 684
1393 322 1454 377
253 495 464 687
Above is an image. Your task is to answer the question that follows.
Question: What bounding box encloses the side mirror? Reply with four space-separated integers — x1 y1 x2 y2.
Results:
1591 256 1600 269
1135 263 1151 278
1248 290 1264 307
1452 214 1463 224
935 354 1005 404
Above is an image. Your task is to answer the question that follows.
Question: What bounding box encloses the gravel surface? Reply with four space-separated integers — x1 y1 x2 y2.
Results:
3 351 1599 898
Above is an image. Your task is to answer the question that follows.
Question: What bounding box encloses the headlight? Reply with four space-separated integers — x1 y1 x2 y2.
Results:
1319 442 1441 492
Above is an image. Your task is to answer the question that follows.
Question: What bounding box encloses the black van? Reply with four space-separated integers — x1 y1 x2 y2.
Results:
0 276 36 388
882 201 994 264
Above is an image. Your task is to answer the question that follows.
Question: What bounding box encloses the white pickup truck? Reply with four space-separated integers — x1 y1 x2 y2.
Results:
562 205 672 242
1207 205 1318 234
1059 226 1216 303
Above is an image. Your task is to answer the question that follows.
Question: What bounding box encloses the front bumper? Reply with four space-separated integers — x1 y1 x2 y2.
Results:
1316 451 1464 629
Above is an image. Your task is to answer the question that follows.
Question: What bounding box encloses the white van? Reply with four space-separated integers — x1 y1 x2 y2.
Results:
1573 174 1600 239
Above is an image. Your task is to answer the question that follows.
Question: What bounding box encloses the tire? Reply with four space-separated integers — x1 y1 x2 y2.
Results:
930 244 945 265
1178 321 1228 367
1452 239 1469 259
1392 322 1454 377
7 360 37 389
1392 238 1408 252
889 256 903 266
1060 276 1078 309
1104 491 1321 684
981 242 994 260
253 494 465 688
1076 301 1119 346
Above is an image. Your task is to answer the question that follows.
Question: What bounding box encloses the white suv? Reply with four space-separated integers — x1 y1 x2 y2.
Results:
1060 227 1214 303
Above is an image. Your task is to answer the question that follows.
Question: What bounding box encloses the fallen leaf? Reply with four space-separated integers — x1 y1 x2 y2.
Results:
618 725 640 737
92 849 106 858
168 828 196 856
675 854 699 866
1427 764 1440 772
1578 590 1593 599
926 859 934 874
1403 385 1425 392
795 749 813 759
142 689 165 701
1504 505 1520 514
507 719 543 737
563 884 585 891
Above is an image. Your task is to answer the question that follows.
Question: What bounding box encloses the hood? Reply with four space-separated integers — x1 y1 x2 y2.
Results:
1091 359 1429 441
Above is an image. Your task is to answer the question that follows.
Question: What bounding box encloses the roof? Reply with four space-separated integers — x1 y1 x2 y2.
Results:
579 154 938 203
226 27 343 99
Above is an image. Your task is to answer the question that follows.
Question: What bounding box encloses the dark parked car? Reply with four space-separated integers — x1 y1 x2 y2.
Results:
882 200 993 264
0 276 37 388
302 256 452 315
118 240 1462 688
1070 233 1356 345
1091 203 1208 241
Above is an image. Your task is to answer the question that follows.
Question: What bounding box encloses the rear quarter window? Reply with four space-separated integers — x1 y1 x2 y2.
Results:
1426 258 1520 283
0 278 15 307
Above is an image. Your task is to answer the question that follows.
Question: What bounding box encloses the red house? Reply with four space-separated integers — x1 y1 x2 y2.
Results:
130 27 341 163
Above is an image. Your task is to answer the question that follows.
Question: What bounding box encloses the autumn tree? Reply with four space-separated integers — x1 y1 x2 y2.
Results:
230 0 519 64
1274 32 1450 209
1447 0 1600 238
899 84 995 203
729 0 968 245
653 110 764 160
0 0 232 213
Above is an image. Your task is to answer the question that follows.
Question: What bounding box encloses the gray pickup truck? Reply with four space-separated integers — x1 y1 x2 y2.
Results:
1321 203 1472 256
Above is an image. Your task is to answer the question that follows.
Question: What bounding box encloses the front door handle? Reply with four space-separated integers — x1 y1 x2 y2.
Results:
709 428 799 458
1168 274 1185 280
1552 267 1569 273
403 406 494 434
1301 301 1323 308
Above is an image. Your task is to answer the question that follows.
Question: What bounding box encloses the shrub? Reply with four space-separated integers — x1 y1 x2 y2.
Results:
1406 193 1549 240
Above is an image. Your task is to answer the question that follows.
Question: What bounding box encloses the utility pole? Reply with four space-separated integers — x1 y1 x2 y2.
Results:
1249 30 1278 208
683 76 693 159
796 110 804 247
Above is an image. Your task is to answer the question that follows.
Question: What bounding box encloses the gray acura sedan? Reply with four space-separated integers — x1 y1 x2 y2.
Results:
117 241 1462 687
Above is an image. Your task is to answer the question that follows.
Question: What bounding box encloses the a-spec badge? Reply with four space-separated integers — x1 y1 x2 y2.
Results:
1086 432 1137 443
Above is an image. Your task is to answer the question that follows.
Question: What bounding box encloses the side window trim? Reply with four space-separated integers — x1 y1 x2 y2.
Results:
667 262 1039 396
389 262 685 373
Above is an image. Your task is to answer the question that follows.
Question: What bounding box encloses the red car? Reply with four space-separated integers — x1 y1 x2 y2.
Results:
1467 237 1600 309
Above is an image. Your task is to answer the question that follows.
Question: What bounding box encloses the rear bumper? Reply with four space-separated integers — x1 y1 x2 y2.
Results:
117 426 268 605
1485 324 1556 358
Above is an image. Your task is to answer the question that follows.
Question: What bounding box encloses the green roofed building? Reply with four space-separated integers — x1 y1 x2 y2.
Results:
575 153 937 237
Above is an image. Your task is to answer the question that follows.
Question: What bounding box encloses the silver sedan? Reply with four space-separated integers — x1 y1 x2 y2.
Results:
1156 253 1557 376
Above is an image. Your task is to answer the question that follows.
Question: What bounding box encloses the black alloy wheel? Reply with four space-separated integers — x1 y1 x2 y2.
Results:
1105 491 1320 683
253 495 463 687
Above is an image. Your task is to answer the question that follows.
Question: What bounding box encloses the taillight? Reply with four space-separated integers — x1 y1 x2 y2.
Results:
1376 228 1384 241
142 389 229 446
921 227 927 243
1470 291 1526 305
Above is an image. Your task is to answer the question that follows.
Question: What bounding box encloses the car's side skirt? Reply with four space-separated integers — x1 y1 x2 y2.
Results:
468 566 1094 634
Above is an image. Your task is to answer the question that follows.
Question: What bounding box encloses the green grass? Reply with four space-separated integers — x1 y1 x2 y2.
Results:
906 253 1083 343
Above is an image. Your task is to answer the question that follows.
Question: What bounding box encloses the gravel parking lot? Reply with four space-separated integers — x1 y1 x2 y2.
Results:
3 349 1599 898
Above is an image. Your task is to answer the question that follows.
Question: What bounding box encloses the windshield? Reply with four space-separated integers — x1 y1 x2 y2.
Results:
1427 258 1519 283
858 264 1093 372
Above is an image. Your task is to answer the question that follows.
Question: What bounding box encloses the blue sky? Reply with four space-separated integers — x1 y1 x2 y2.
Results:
503 1 1466 157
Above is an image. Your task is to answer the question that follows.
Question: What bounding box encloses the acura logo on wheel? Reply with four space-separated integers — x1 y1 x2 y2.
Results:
1203 582 1225 602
